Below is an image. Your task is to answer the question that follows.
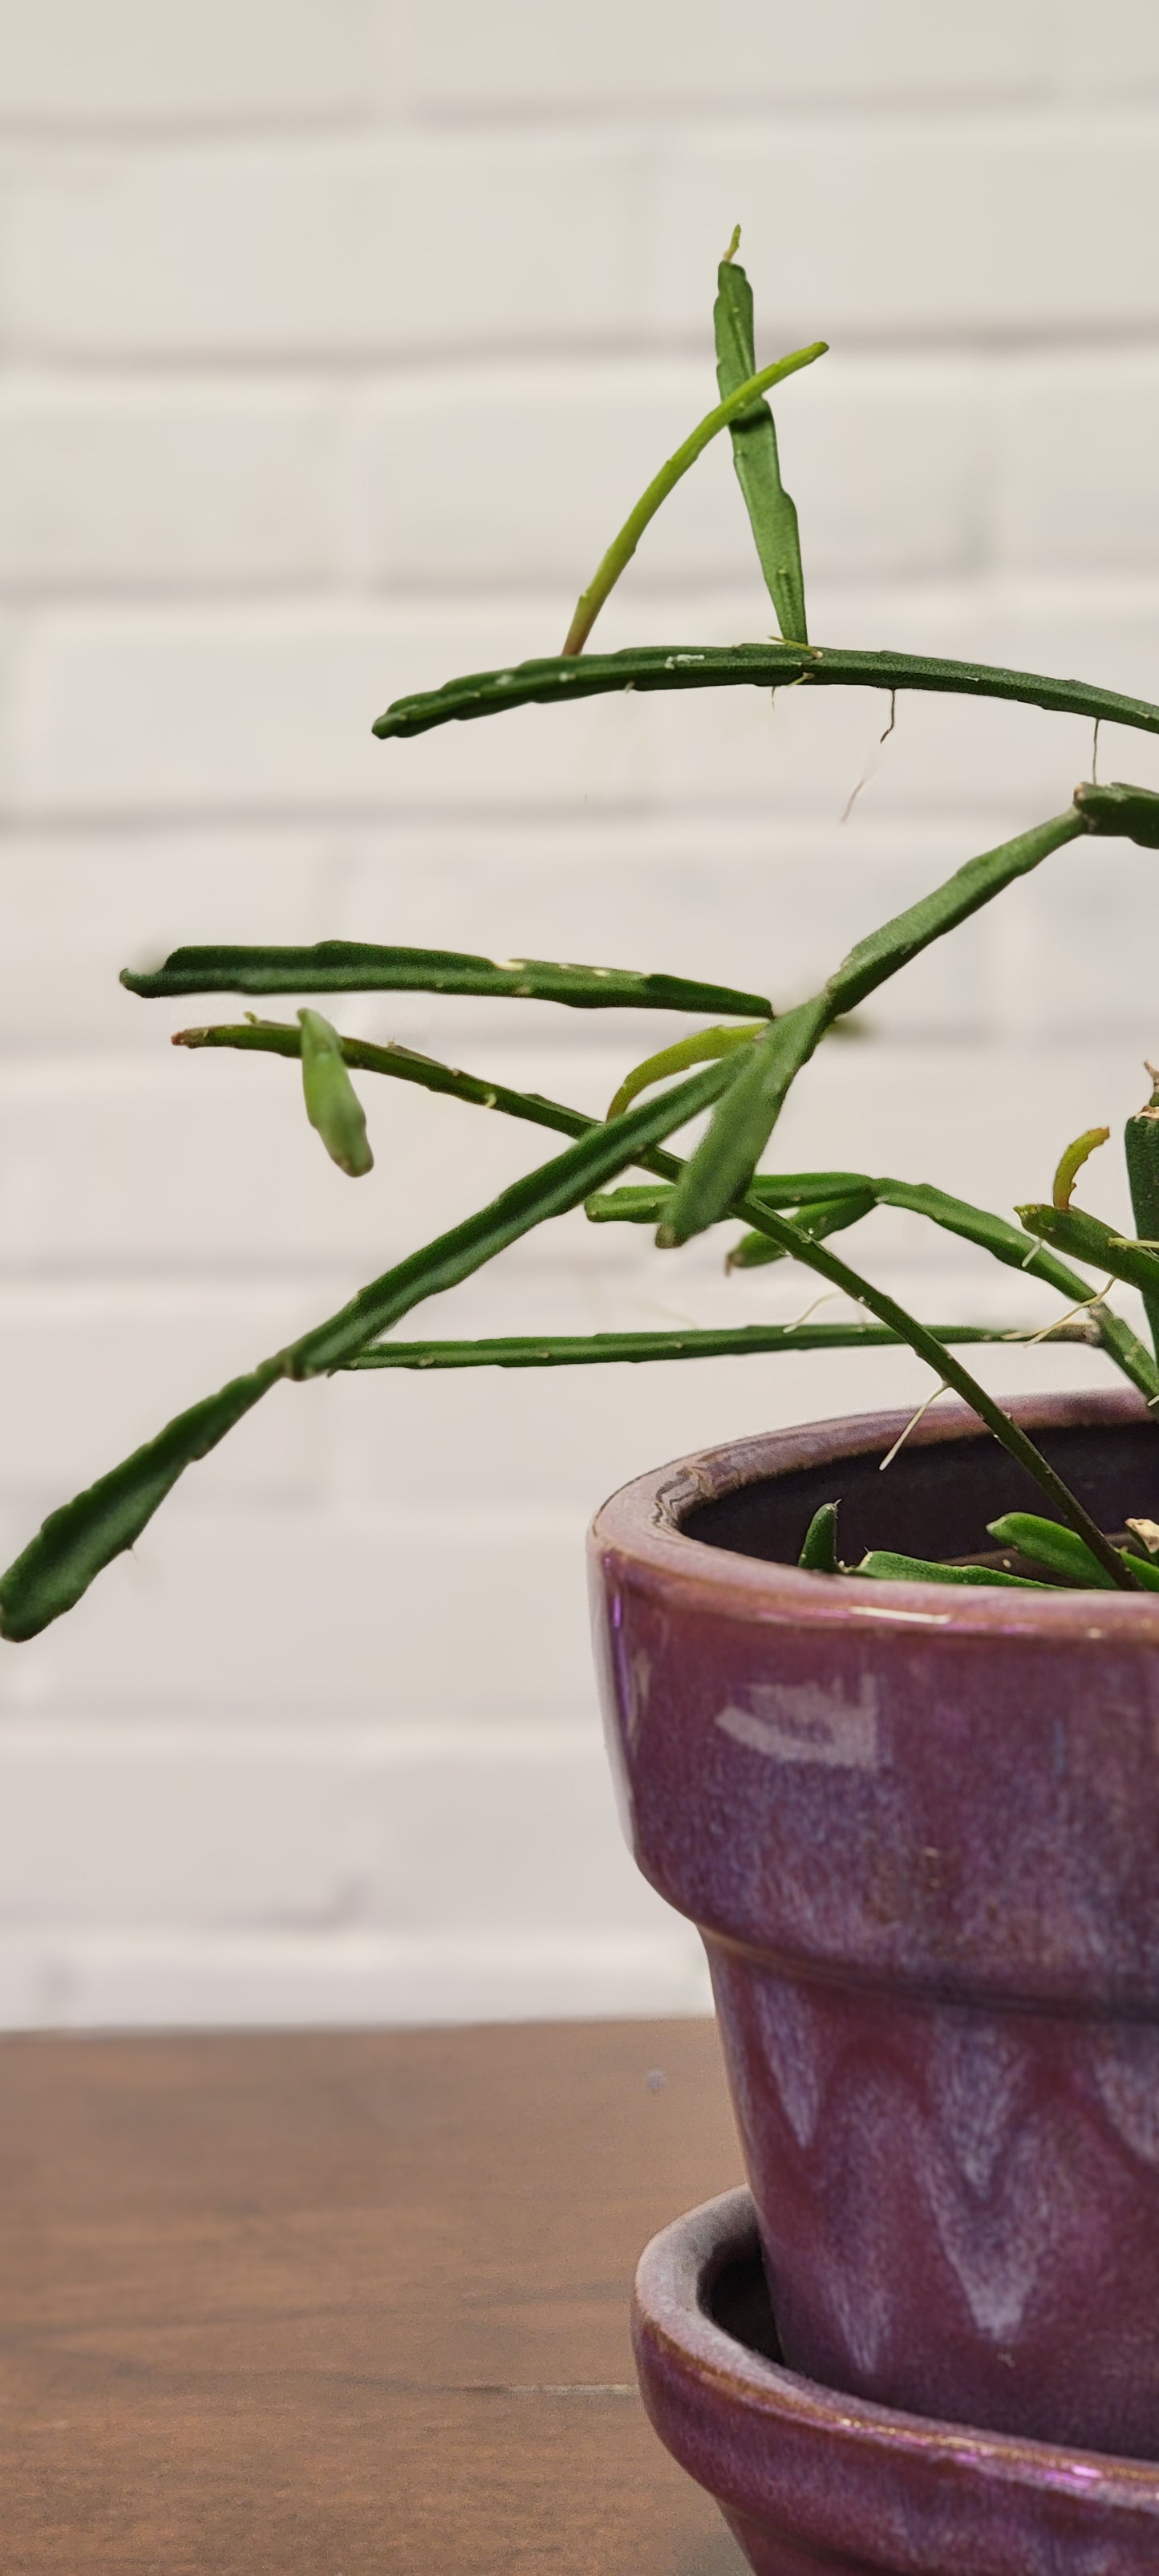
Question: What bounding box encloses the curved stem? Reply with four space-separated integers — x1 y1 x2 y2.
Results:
606 1021 762 1121
374 640 1159 745
344 1323 1038 1371
561 343 827 657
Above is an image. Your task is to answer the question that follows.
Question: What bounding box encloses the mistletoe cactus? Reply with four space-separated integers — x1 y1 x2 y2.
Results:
8 237 1159 1639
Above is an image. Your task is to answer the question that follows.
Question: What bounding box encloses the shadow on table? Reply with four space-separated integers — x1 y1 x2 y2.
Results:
674 2521 748 2574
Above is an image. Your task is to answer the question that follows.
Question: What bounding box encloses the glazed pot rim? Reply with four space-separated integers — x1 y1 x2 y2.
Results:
634 2187 1159 2529
590 1385 1159 1642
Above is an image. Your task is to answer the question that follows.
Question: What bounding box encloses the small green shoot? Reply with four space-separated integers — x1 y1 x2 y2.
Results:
298 1008 374 1178
606 1023 764 1122
798 1503 841 1573
1052 1126 1109 1212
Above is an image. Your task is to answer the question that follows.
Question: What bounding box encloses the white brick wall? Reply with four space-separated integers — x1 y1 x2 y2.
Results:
0 387 343 590
0 1 379 123
2 4 1158 2030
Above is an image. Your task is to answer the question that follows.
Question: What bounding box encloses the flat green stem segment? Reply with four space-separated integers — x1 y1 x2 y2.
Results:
0 1359 284 1643
988 1511 1159 1593
373 642 1159 743
859 1551 1048 1591
344 1322 1015 1371
1075 779 1159 847
127 943 772 1019
1018 1203 1159 1304
662 810 1083 1245
1125 1085 1159 1364
715 251 807 643
0 1055 736 1642
726 1196 1140 1591
829 811 1084 1014
560 343 826 657
587 1172 868 1219
176 1017 590 1138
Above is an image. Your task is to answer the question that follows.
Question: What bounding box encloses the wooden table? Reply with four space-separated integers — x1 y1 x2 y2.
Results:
2 2018 748 2574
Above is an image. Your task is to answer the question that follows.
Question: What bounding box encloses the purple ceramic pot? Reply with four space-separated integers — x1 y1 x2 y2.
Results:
634 2186 1159 2575
590 1389 1159 2459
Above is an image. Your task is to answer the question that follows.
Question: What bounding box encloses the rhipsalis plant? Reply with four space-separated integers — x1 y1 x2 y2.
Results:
10 235 1159 1638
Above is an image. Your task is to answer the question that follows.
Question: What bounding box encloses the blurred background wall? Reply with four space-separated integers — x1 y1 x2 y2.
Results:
2 1 1159 2026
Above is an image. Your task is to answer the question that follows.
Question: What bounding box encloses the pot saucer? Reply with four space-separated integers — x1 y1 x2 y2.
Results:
633 2188 1159 2575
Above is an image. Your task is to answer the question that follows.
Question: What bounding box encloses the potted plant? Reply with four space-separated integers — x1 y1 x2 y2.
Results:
7 237 1159 2538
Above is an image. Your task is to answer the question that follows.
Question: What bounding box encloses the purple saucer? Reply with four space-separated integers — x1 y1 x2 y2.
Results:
633 2188 1159 2574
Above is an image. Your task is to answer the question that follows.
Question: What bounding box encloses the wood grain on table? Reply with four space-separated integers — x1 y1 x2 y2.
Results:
2 2017 748 2574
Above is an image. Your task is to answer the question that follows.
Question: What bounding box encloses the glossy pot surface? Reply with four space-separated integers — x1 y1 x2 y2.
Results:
591 1389 1159 2456
634 2188 1159 2575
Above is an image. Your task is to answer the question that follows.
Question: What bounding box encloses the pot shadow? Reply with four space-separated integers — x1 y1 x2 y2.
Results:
709 2253 781 2363
663 2253 779 2574
672 2527 749 2575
